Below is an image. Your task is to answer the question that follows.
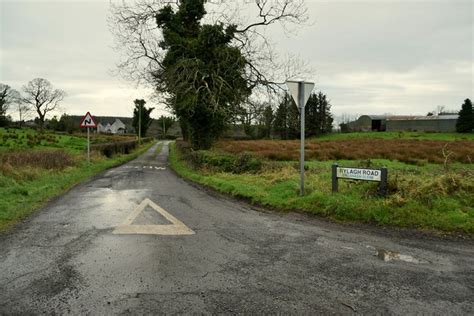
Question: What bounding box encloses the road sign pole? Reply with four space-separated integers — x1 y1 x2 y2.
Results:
299 82 305 196
87 127 90 164
286 80 314 197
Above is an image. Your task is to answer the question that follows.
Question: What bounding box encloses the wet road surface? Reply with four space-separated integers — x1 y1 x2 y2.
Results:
1 142 473 314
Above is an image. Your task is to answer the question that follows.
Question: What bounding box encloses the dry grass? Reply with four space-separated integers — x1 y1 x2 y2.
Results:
215 139 474 164
0 150 76 172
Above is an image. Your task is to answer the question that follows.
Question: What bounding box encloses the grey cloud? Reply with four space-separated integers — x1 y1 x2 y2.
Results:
1 0 472 120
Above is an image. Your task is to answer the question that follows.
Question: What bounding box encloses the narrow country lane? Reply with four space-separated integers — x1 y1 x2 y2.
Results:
1 142 473 314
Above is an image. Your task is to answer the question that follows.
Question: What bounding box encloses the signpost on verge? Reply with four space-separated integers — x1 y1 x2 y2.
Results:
332 164 388 196
286 80 315 196
79 112 97 163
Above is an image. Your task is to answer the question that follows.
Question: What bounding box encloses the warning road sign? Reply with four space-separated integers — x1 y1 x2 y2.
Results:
80 112 97 128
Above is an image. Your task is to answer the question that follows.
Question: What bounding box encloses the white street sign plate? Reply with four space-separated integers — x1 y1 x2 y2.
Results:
286 81 315 108
337 167 382 182
80 112 97 128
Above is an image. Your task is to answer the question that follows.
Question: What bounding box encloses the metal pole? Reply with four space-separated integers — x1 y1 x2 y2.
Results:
299 82 305 196
163 116 165 139
138 103 141 145
87 127 90 164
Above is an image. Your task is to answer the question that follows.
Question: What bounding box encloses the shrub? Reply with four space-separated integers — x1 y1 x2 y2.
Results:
91 140 138 157
176 141 262 173
233 152 262 173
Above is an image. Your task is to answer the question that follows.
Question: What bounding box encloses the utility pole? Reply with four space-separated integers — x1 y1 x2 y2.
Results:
138 103 141 145
162 116 165 139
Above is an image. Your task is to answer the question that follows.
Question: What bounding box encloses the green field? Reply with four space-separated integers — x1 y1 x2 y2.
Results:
170 134 474 236
0 128 154 231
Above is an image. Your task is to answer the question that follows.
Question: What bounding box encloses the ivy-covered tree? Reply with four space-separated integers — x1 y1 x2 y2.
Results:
153 0 251 149
111 0 310 148
456 98 473 133
132 99 154 137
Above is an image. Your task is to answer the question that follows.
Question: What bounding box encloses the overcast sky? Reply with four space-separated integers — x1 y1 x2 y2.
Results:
0 0 472 121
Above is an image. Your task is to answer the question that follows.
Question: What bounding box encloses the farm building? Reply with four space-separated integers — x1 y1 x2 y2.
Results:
97 119 127 134
347 115 392 131
386 114 458 132
347 114 458 132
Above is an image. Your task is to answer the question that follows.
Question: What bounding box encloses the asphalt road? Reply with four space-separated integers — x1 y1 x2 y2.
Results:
1 142 473 314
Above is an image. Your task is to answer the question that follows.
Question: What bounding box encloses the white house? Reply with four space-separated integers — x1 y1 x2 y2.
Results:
97 119 127 134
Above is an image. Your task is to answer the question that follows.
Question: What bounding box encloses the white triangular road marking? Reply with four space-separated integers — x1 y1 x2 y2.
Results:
113 198 195 235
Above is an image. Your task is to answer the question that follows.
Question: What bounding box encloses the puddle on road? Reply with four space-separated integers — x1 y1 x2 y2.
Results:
376 248 422 264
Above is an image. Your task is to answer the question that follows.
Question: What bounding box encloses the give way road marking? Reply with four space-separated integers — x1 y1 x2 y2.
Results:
113 198 195 236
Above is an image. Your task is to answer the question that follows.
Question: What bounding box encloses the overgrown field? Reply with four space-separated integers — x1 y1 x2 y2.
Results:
215 139 473 164
171 134 474 235
0 128 154 231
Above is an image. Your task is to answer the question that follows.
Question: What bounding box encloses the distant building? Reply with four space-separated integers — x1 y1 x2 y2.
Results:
97 119 127 134
386 114 458 132
347 115 390 132
347 114 458 132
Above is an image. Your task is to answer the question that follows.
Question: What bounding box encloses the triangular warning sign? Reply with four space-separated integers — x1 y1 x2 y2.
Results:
80 112 97 128
286 81 315 108
113 198 195 235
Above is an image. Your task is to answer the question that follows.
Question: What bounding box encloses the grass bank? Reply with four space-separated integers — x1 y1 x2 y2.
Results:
0 128 155 231
170 142 474 236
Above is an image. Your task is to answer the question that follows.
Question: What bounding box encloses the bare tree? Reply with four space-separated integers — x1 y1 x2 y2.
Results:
109 0 312 101
22 78 66 128
0 83 21 120
17 102 32 127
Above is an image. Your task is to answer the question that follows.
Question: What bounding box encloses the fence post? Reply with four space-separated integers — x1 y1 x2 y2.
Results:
332 163 338 193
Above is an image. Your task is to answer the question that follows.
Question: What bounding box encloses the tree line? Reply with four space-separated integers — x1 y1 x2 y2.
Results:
236 91 334 140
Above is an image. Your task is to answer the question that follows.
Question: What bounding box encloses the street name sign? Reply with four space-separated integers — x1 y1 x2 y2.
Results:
80 112 96 128
332 164 388 196
336 167 382 182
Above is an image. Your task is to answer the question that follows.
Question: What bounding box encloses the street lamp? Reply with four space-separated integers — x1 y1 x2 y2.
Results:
286 80 315 196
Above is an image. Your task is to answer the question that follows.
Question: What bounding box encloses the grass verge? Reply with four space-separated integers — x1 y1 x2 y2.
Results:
0 141 155 231
169 142 474 236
